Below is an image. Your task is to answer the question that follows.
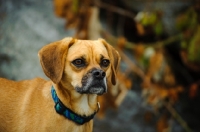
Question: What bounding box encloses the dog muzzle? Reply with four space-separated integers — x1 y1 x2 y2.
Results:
75 68 107 95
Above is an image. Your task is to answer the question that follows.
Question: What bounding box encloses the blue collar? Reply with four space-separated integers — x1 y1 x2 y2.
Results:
51 86 100 125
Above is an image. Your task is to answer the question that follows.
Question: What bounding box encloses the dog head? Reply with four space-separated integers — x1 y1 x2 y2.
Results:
38 37 120 95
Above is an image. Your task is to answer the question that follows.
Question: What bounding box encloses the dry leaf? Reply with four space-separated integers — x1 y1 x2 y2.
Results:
189 83 198 98
156 114 169 132
134 43 145 61
117 37 127 50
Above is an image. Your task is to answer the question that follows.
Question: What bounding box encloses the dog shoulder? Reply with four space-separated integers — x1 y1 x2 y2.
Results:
0 78 18 89
0 77 50 89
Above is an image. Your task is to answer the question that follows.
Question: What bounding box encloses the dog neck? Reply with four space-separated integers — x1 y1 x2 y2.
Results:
53 83 99 117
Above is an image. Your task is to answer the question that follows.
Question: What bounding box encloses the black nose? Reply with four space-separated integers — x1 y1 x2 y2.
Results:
92 69 106 79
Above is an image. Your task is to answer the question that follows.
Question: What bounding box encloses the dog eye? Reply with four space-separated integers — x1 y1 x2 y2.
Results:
72 59 85 67
101 59 110 67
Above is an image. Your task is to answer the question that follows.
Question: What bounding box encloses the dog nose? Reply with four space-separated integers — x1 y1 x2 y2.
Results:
93 69 106 79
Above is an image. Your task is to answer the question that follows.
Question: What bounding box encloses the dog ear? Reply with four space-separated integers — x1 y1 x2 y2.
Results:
38 37 76 84
100 39 121 85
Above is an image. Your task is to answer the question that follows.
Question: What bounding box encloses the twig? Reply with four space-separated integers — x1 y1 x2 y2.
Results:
94 0 136 19
100 30 183 50
117 47 145 79
164 102 193 132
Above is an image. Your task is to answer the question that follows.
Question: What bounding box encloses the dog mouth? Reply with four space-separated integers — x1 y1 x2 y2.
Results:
88 82 107 95
75 80 107 95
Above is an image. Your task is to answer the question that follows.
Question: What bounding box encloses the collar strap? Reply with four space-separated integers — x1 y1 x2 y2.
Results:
51 86 100 125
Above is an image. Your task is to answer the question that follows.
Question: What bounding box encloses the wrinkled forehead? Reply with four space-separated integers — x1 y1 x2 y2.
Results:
67 40 109 60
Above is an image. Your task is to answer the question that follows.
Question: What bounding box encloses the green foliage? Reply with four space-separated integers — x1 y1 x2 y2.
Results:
176 8 200 63
72 0 79 13
188 26 200 63
154 22 163 36
176 8 198 31
138 11 164 36
141 12 157 26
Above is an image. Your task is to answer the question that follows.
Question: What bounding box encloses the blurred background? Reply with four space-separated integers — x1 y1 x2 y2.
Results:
0 0 200 131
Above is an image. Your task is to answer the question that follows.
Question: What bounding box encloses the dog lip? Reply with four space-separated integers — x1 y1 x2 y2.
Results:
75 84 107 95
89 87 106 95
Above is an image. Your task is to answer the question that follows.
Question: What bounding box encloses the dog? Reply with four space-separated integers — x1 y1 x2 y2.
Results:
0 37 120 132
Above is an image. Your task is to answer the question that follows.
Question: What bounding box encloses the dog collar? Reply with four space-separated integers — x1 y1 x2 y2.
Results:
51 86 100 125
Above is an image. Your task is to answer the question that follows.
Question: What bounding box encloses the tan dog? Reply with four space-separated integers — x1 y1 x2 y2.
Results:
0 38 120 132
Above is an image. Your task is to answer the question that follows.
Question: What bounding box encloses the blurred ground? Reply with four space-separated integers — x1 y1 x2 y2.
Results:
0 0 74 80
0 0 184 132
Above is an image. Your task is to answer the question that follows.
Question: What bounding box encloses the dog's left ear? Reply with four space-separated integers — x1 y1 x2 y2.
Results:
100 39 121 85
38 37 76 84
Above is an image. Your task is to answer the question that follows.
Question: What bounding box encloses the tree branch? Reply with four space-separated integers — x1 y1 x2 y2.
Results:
100 29 183 50
94 0 136 19
164 102 193 132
